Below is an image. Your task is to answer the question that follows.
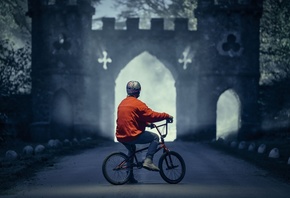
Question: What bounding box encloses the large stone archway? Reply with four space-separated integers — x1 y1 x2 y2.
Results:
91 25 198 139
27 0 263 141
114 51 177 141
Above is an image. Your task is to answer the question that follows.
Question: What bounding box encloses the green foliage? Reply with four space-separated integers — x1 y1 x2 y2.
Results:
260 0 290 85
114 0 196 18
0 39 31 95
0 0 31 96
0 0 31 39
113 0 197 29
259 0 290 131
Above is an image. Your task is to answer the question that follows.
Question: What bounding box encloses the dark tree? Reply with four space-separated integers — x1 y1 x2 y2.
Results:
0 39 31 95
0 0 31 95
0 0 101 95
113 0 197 29
260 0 290 85
259 0 290 133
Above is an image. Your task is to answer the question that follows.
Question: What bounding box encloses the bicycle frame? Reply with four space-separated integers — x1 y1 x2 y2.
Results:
125 120 172 168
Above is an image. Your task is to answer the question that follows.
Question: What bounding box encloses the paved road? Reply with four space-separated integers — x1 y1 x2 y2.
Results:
2 141 290 198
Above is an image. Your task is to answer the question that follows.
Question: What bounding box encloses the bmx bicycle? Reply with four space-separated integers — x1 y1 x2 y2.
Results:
102 119 186 185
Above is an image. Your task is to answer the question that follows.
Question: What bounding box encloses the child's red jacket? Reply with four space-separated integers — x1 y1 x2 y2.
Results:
116 96 170 142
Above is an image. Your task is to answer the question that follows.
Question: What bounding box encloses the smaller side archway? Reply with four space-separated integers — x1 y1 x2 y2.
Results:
216 89 241 141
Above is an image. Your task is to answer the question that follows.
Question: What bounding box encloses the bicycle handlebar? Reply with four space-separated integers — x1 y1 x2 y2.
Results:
166 117 173 123
151 118 173 140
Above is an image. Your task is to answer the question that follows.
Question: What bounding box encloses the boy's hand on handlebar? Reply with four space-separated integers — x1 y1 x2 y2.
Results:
167 116 173 123
147 123 155 129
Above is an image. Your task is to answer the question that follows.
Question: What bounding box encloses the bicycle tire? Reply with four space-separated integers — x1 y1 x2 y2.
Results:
158 151 186 184
102 152 131 185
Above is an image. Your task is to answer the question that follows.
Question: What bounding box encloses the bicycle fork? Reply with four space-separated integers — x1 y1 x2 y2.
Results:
160 145 179 170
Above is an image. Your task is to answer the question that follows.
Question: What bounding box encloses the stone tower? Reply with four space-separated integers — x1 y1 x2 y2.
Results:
27 0 96 141
195 0 263 139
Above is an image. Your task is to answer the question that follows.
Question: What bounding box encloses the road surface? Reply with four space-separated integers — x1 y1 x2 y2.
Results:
2 141 290 198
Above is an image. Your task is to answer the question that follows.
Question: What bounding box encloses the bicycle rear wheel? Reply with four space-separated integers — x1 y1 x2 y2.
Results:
158 151 186 184
102 152 131 185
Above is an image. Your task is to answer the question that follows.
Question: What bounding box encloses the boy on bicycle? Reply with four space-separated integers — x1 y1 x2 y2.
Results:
116 80 173 183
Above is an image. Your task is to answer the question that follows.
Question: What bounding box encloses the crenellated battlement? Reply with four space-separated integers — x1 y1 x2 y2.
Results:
100 17 191 31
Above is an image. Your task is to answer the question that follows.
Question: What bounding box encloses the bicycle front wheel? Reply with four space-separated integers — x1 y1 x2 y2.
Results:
159 151 186 184
102 152 131 185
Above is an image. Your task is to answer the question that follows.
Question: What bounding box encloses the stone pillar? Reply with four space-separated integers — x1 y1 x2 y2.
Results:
27 0 95 141
195 0 263 140
175 76 199 139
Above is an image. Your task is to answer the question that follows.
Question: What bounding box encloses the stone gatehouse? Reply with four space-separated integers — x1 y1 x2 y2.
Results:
26 0 263 141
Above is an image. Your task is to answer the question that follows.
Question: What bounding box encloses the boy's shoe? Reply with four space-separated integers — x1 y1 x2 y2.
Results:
143 158 160 171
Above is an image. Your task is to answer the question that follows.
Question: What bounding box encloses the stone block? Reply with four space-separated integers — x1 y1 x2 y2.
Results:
268 148 279 158
257 144 266 154
5 150 18 161
248 143 256 151
35 144 45 154
23 145 34 156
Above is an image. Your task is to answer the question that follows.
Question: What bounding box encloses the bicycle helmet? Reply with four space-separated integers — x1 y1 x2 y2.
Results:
126 81 141 96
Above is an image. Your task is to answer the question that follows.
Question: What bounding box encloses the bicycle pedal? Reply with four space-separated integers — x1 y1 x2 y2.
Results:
137 162 143 168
